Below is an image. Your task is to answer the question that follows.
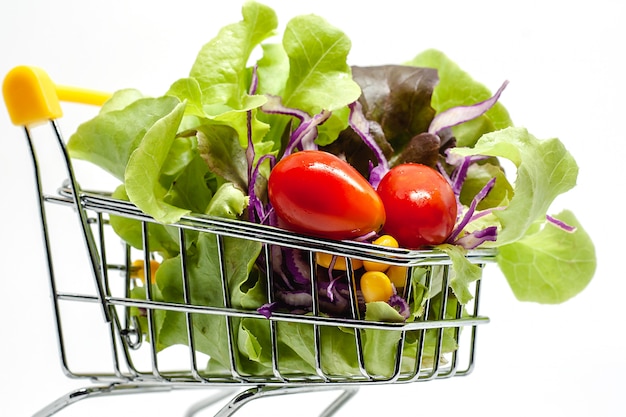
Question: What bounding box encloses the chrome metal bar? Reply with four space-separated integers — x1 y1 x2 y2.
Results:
50 120 110 322
180 227 203 382
23 125 74 381
212 385 360 417
50 188 497 267
141 221 164 381
55 291 490 331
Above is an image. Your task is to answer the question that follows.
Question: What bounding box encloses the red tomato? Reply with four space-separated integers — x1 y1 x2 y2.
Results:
268 150 386 240
376 163 457 248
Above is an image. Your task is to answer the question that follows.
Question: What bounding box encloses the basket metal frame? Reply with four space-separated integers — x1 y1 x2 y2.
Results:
20 120 495 417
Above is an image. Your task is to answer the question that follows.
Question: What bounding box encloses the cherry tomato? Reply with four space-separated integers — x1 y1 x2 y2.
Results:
268 150 386 240
376 163 457 248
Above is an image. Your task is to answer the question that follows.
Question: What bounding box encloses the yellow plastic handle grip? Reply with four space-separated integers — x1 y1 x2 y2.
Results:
2 65 111 126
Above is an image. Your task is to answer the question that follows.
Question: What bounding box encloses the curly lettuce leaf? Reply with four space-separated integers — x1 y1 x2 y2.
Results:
450 127 594 303
67 94 180 181
408 49 513 147
108 185 181 257
438 244 484 304
277 14 362 147
188 1 277 111
453 127 579 245
151 189 262 367
497 210 596 303
124 100 193 223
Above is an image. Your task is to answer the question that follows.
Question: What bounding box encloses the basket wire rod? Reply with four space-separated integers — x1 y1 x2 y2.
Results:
96 212 126 379
264 244 287 383
438 296 462 379
456 277 483 377
212 385 360 417
55 190 497 267
116 243 144 380
309 251 330 382
49 120 110 322
405 265 434 382
121 243 143 350
216 234 245 381
141 221 166 381
23 124 76 381
179 227 205 382
343 258 371 381
427 265 452 380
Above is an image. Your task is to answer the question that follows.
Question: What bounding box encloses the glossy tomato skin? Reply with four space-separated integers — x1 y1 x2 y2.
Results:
268 150 386 240
377 163 457 249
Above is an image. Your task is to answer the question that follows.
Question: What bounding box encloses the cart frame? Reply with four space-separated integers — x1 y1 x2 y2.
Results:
4 66 495 417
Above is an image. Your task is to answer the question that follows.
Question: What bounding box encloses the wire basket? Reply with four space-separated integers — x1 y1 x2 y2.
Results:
3 66 495 417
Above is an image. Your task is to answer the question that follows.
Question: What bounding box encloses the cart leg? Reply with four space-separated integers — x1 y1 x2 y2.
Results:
184 389 240 417
31 384 175 417
212 385 359 417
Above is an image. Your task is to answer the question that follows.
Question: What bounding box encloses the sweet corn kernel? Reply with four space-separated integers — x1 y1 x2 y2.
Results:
360 271 394 303
363 235 399 272
130 259 160 284
386 265 408 289
315 252 363 271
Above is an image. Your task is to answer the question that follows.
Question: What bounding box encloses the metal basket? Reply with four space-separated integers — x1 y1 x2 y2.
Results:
3 66 495 417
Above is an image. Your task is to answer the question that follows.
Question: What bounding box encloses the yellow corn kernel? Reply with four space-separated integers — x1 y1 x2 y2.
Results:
363 235 399 272
315 252 363 271
386 265 408 289
360 271 394 303
130 259 160 284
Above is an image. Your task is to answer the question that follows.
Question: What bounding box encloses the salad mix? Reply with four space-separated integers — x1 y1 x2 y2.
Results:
66 1 596 376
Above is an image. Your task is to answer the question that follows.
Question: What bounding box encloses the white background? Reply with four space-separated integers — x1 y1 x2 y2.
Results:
1 0 623 416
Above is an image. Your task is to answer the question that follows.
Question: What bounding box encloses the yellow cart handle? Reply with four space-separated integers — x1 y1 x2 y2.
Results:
2 65 111 126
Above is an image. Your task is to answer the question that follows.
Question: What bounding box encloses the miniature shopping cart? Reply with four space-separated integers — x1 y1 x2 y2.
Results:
3 66 495 417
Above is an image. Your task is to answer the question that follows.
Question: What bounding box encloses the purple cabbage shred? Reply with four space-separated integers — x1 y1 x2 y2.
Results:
348 101 390 188
387 295 411 320
428 80 509 135
546 214 577 232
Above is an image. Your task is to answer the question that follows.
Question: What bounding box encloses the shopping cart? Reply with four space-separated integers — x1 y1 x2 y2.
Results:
3 66 496 417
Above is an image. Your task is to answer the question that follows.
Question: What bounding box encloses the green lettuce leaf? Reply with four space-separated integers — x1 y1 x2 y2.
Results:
124 100 192 223
108 185 181 257
497 210 596 303
450 127 595 304
438 244 483 304
452 127 579 245
67 94 180 181
281 15 361 113
188 1 277 110
407 49 513 147
271 13 361 147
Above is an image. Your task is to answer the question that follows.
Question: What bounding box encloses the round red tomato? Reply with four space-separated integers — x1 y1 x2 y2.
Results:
268 150 386 240
376 163 457 248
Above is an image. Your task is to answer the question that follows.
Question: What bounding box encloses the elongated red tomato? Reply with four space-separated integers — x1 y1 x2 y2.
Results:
268 150 386 240
377 163 457 249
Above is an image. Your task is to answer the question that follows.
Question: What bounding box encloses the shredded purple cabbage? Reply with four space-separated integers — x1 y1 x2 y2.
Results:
284 248 311 285
546 214 577 232
261 95 331 156
388 294 410 320
257 302 277 319
348 101 390 188
428 80 509 135
446 175 498 249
